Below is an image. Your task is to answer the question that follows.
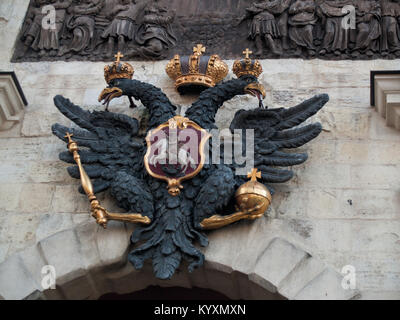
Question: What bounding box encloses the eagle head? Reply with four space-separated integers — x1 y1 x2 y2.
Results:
98 78 135 110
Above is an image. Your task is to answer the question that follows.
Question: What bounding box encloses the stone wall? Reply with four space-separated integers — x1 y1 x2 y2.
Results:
0 0 399 300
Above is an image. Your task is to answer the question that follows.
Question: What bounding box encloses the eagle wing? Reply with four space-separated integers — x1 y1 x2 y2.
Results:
51 95 154 218
229 94 329 193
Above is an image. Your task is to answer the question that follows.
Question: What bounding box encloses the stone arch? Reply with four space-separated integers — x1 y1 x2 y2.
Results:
0 216 359 300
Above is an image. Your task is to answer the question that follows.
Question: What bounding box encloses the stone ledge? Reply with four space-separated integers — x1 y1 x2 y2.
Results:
0 72 27 131
372 72 400 131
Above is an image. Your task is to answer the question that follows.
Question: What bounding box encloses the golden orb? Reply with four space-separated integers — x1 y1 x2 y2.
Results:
235 169 272 217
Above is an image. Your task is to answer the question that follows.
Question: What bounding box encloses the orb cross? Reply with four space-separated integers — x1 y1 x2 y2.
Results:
248 168 261 182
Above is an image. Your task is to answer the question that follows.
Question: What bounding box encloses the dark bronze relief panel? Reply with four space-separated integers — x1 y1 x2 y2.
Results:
12 0 400 62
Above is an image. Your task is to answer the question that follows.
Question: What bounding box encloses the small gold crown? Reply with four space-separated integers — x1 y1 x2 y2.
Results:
104 52 134 84
166 44 228 94
232 48 263 79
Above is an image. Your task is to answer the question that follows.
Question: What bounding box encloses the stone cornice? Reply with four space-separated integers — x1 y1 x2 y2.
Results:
0 71 27 131
371 71 400 131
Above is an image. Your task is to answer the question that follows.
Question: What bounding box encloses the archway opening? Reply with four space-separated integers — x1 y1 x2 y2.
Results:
99 286 230 300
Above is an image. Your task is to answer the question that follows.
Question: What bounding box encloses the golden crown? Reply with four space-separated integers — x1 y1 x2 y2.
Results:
165 44 228 94
232 48 263 79
104 52 134 84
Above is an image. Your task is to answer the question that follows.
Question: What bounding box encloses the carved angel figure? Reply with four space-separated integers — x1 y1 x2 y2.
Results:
52 69 328 280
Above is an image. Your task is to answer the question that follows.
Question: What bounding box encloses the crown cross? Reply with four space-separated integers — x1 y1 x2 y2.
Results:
243 48 253 60
193 44 206 56
114 51 124 64
248 168 261 182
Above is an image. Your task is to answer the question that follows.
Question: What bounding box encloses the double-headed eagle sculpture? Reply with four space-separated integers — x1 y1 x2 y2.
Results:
52 46 329 280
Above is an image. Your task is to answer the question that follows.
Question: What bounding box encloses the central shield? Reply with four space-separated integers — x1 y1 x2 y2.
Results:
144 116 211 196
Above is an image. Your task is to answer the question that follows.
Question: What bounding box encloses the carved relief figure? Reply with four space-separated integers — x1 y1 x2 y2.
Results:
101 0 141 57
35 0 73 56
352 0 381 57
380 0 400 56
91 0 119 55
20 0 49 57
288 0 318 56
239 0 291 56
318 0 354 55
53 1 73 41
58 0 105 56
14 0 400 61
133 0 177 59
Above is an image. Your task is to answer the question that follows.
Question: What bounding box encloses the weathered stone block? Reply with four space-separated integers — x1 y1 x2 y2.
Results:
295 164 351 189
38 229 86 285
19 184 55 213
350 165 400 189
18 245 47 290
341 189 400 219
51 185 90 214
278 256 326 299
295 268 357 300
0 254 38 300
36 213 74 242
96 221 130 266
307 189 340 219
28 161 72 183
0 183 22 211
0 212 41 257
21 110 69 137
249 238 308 293
74 222 101 270
0 161 31 183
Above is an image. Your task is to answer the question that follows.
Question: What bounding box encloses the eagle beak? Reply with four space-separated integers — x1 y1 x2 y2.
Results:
244 83 266 108
244 83 266 100
98 87 123 110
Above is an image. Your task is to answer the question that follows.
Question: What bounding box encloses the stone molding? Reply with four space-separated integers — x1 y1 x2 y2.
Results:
0 219 359 300
371 71 400 131
0 72 27 131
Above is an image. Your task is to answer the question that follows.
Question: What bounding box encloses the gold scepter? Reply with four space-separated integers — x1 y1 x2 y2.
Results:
65 132 151 228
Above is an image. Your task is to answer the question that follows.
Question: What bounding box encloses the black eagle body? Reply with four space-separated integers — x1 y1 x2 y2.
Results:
52 77 329 280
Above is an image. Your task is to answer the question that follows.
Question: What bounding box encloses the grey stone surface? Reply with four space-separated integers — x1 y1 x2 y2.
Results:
0 254 39 300
278 256 326 299
36 213 74 242
249 238 308 293
295 268 358 300
95 221 130 267
38 229 86 285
